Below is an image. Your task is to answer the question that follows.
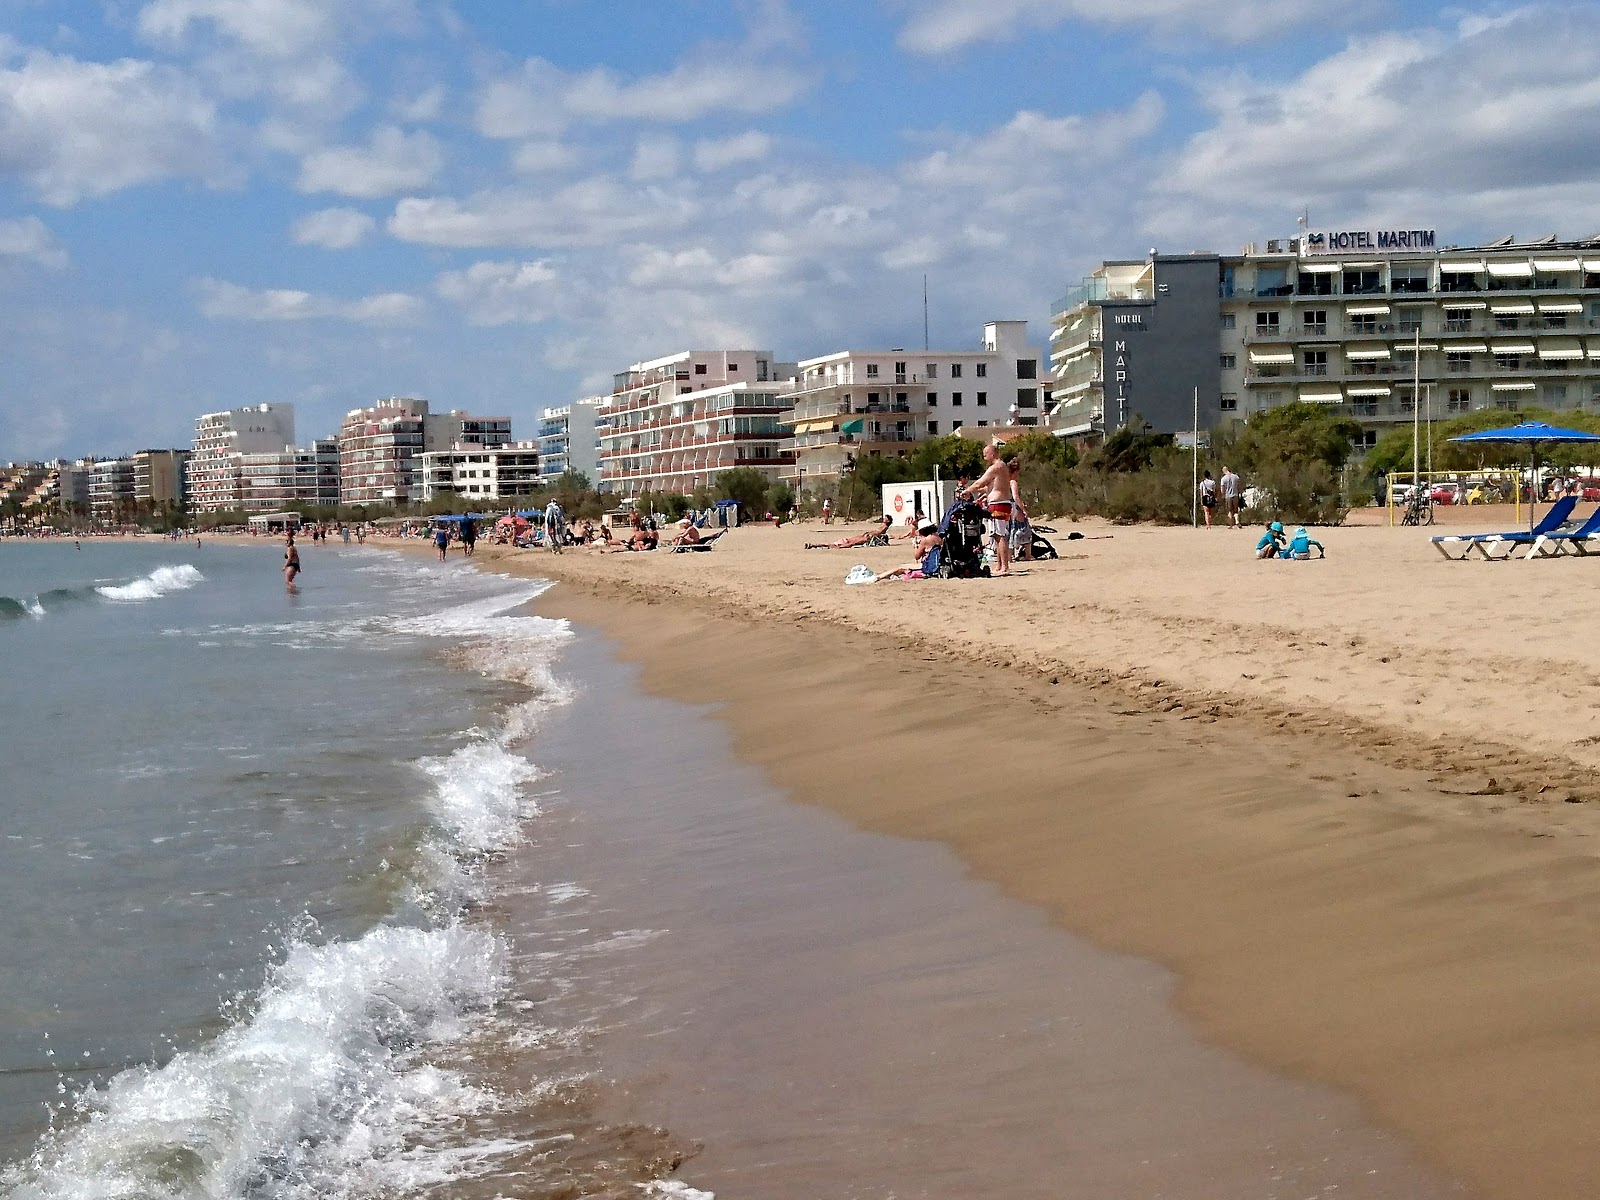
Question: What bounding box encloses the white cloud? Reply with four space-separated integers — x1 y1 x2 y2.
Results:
393 84 443 123
297 125 441 197
694 131 771 171
509 139 578 174
137 0 420 58
0 215 67 267
897 0 1339 54
434 258 560 325
196 277 423 323
1162 8 1600 234
629 134 680 182
290 206 376 248
0 48 222 204
389 177 699 248
474 55 808 136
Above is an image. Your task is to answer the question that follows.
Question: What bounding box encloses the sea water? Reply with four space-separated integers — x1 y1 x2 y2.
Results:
0 540 608 1198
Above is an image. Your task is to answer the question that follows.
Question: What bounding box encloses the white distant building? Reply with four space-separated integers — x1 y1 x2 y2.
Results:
337 397 512 506
236 439 341 511
537 398 604 487
781 321 1048 492
418 441 543 502
189 404 297 512
598 350 798 495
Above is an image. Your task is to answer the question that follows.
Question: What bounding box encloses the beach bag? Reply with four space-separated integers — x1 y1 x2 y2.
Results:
844 564 877 585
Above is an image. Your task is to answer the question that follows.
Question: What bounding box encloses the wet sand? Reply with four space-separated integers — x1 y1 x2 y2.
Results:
485 619 1464 1198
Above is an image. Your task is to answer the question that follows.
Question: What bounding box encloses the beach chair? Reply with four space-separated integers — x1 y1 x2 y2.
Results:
1523 505 1600 558
670 530 725 553
1431 495 1577 561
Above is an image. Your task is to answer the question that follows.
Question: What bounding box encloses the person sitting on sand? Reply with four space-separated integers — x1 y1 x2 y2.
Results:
669 518 702 548
807 514 893 550
1255 522 1286 559
1285 526 1325 560
877 520 943 581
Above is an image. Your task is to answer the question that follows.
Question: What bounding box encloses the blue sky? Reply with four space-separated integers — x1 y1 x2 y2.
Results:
3 0 1597 459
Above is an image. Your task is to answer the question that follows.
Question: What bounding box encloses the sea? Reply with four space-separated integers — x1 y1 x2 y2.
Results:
0 538 1468 1199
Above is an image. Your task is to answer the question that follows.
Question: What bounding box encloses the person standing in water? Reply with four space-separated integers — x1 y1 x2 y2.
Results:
283 530 301 589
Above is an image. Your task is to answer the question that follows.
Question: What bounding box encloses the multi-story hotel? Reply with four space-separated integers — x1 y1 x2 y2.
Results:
190 404 298 512
598 350 797 495
782 321 1048 492
1050 230 1600 447
88 457 136 523
337 398 511 506
418 442 543 502
536 399 604 487
236 439 340 511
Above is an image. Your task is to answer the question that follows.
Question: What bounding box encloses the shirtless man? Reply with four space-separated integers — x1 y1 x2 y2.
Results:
958 443 1015 576
806 514 892 550
283 530 301 590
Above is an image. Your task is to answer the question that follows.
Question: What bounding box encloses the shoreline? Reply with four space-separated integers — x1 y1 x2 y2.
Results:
430 523 1600 1200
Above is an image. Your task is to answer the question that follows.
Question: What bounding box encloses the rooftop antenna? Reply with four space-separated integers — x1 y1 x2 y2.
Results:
923 274 929 351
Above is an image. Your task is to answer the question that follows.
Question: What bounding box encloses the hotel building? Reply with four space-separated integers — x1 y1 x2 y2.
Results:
536 399 605 487
88 457 137 524
597 350 797 495
190 404 298 512
418 442 543 502
1050 231 1600 448
337 398 512 506
236 439 340 511
782 321 1048 492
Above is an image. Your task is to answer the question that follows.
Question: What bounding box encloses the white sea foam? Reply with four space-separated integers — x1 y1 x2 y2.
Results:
95 564 204 602
640 1181 716 1199
2 923 508 1200
418 741 539 854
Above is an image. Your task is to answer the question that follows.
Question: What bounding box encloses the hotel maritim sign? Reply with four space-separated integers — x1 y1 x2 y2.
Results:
1300 229 1437 255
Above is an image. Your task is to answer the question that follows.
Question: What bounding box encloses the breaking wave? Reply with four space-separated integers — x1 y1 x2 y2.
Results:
95 565 204 603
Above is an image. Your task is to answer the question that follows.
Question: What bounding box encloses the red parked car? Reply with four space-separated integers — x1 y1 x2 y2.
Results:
1428 483 1461 505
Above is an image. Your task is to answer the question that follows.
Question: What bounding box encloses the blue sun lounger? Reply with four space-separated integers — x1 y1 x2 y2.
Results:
1432 495 1578 561
1524 503 1600 558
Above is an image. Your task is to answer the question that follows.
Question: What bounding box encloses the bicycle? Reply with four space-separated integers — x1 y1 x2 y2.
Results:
1399 490 1435 527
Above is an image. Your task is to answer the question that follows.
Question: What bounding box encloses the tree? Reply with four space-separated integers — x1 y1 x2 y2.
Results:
1232 402 1363 474
715 466 771 516
904 435 985 481
998 428 1076 470
766 482 794 516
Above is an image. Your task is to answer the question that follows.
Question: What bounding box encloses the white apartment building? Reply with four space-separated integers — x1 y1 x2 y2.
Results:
1050 228 1600 447
536 398 604 487
236 439 340 511
88 458 136 524
338 398 512 506
418 442 543 502
189 404 298 512
782 321 1048 490
598 350 797 495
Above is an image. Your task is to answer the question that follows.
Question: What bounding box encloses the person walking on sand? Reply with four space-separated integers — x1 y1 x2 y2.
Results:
283 530 301 589
957 443 1015 576
543 498 566 553
1220 465 1242 529
1198 470 1218 528
822 496 833 525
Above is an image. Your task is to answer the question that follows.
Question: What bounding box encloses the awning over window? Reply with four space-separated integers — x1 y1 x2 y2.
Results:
1299 388 1344 404
1344 345 1391 360
1248 348 1295 365
1538 301 1584 313
791 418 838 434
1491 381 1536 391
1347 385 1392 396
1346 304 1391 315
1453 343 1489 353
1394 343 1439 353
1440 262 1483 273
1490 302 1535 314
1533 259 1581 272
1298 262 1340 274
1537 339 1584 360
1490 341 1536 354
1443 301 1487 310
1487 261 1534 278
1584 260 1600 272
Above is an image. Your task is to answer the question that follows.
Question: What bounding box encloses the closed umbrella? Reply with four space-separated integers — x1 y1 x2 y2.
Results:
1449 421 1600 532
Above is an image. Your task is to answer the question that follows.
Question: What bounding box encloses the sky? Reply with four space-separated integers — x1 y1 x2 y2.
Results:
5 0 1600 459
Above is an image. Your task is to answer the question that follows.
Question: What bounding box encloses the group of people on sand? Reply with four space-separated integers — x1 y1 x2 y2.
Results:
1198 466 1244 530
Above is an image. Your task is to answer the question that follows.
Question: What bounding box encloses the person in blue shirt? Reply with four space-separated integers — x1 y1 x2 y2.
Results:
1255 521 1286 559
1286 526 1325 559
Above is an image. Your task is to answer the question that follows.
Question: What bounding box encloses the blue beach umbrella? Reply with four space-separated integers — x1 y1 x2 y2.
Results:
1449 421 1600 531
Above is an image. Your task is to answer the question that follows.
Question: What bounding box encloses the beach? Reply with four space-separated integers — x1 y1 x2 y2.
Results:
442 512 1600 1200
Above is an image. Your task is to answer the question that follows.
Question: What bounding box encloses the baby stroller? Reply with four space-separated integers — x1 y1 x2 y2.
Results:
936 498 991 579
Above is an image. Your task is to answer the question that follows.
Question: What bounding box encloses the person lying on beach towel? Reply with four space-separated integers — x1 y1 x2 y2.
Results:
876 521 943 581
807 514 893 550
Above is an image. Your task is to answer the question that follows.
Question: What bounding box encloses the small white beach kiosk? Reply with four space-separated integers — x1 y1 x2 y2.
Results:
881 480 956 528
247 511 302 533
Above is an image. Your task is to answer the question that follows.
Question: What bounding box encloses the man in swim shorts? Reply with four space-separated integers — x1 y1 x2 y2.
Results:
958 442 1015 576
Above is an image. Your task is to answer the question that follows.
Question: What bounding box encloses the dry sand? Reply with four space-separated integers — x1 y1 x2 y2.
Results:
414 512 1600 1198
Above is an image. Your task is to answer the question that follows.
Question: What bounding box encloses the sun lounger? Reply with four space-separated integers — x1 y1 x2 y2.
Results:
1523 504 1600 558
1432 495 1578 560
670 530 725 553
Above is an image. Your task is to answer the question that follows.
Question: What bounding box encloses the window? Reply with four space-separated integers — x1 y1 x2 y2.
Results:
694 363 707 375
1220 353 1237 370
1447 389 1471 412
1349 314 1378 335
927 392 937 406
1440 271 1479 293
1446 353 1471 373
1494 315 1520 331
1016 387 1037 409
866 363 879 378
927 421 939 435
1392 265 1430 293
951 392 963 406
1343 269 1382 295
1494 354 1521 371
894 361 906 377
895 392 908 409
1303 350 1328 376
977 420 989 427
1221 313 1236 330
1260 390 1283 405
950 363 963 378
1255 267 1290 297
1356 429 1379 449
976 392 988 406
1445 307 1474 332
1303 310 1327 334
1220 392 1238 411
978 362 991 377
1255 311 1280 333
1297 270 1333 296
925 363 937 379
728 363 739 373
1545 313 1569 329
951 420 964 430
1544 385 1569 404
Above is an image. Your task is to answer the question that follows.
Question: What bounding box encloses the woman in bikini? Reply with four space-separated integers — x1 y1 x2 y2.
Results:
283 531 301 590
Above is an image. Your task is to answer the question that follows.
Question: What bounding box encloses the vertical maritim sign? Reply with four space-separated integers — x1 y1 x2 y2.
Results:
1108 309 1145 427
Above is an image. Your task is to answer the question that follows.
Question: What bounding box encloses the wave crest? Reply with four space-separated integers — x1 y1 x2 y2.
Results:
95 565 204 603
